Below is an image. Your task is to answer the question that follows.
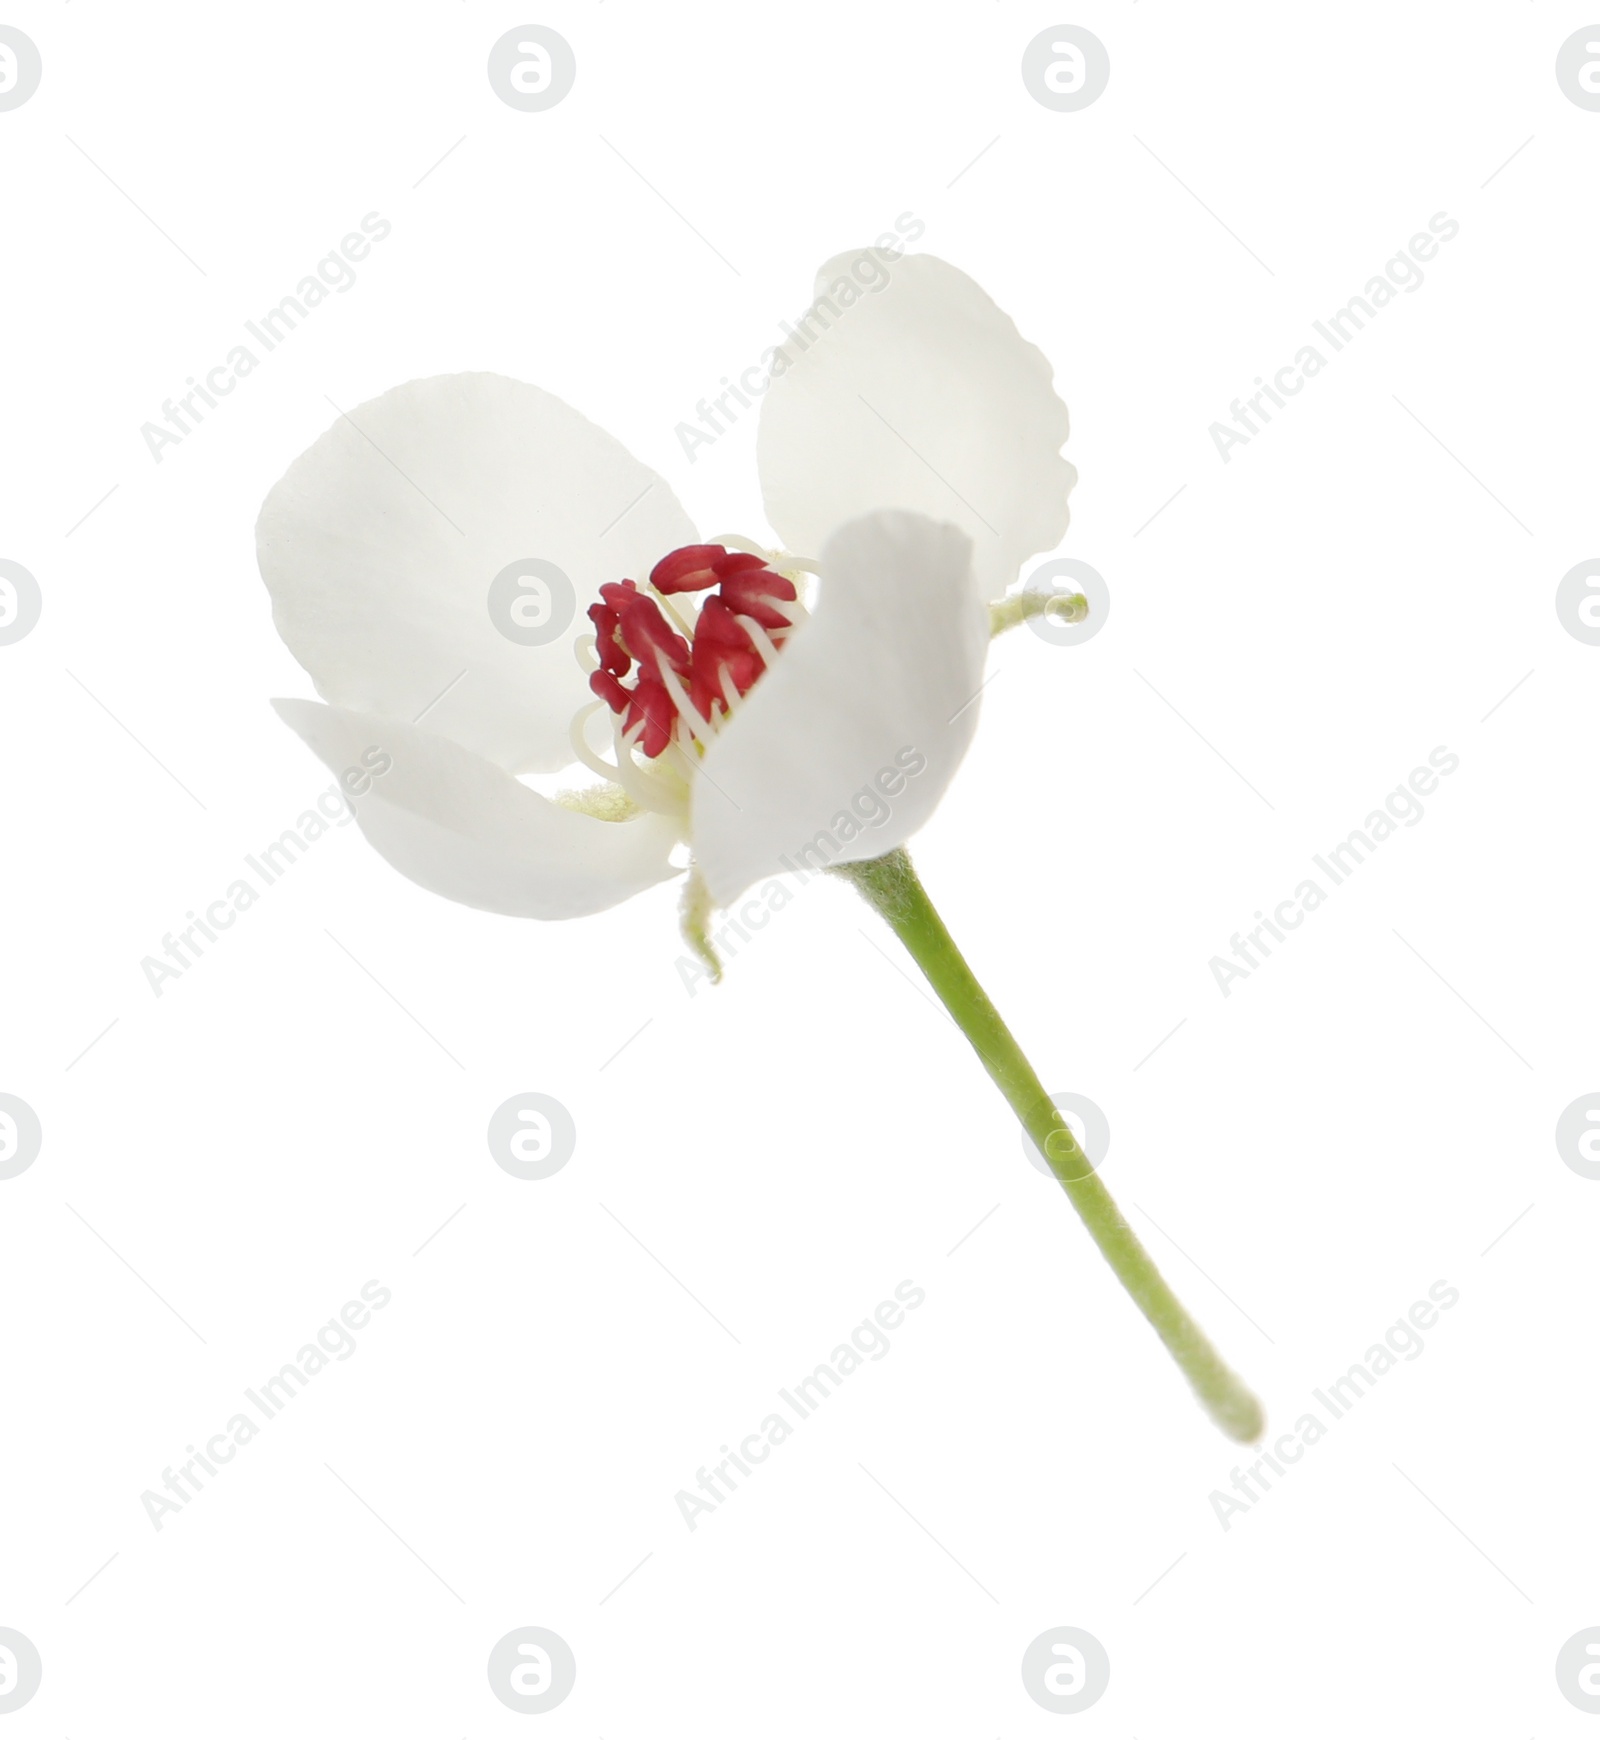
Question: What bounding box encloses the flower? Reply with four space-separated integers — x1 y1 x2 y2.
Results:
256 248 1075 933
253 248 1268 1441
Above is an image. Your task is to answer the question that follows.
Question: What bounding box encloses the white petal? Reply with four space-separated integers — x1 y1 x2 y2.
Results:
756 250 1075 598
273 699 682 919
690 512 987 907
257 373 697 774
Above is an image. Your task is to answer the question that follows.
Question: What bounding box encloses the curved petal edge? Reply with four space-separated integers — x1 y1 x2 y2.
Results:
273 698 683 920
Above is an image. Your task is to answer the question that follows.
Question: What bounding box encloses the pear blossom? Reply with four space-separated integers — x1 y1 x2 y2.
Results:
255 246 1264 1441
256 248 1075 931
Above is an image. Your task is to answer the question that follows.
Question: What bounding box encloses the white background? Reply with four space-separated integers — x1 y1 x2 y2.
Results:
2 3 1597 1733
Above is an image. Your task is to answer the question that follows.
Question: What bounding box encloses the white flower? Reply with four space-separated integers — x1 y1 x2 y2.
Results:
256 248 1075 925
253 254 1268 1443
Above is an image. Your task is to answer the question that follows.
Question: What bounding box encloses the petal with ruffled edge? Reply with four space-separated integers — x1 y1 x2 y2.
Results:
756 251 1074 598
689 512 987 908
274 700 683 919
258 374 697 775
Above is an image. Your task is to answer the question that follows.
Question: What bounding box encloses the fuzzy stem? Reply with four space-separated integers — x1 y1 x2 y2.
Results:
836 847 1263 1443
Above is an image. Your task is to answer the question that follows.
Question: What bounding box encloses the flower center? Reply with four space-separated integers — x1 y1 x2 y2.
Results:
581 542 803 759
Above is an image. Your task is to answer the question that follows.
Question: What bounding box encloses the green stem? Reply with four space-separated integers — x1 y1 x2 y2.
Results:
988 588 1087 637
837 847 1263 1443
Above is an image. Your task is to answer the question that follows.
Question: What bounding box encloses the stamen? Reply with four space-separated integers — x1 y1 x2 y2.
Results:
656 662 714 745
651 591 696 641
709 532 770 558
575 540 809 765
735 614 785 669
608 715 684 814
568 701 623 785
566 703 684 816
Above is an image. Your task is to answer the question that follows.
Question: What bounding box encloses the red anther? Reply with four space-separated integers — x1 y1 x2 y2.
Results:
624 676 675 758
727 649 764 698
694 592 753 650
589 545 798 756
713 550 769 577
690 598 740 718
651 544 728 593
692 652 763 723
690 596 763 719
589 668 631 712
719 566 798 631
689 660 719 724
617 594 691 680
587 600 632 677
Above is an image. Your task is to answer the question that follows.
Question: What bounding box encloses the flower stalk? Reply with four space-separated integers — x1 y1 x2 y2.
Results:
836 846 1264 1443
988 587 1087 637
